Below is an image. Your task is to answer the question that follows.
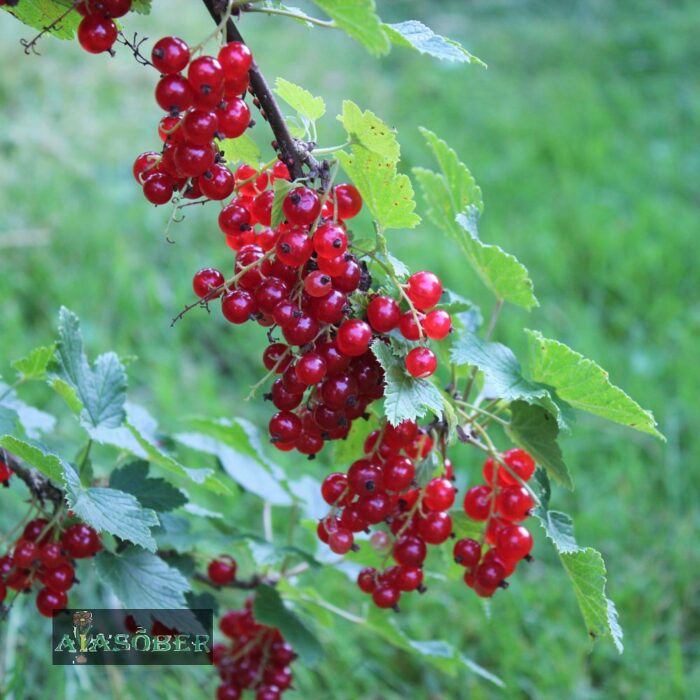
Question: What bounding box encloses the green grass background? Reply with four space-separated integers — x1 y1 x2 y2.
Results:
0 0 698 698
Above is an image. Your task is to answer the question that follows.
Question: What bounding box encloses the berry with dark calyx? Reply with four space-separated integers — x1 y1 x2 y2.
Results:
217 99 251 139
88 0 132 19
218 41 253 79
417 511 452 544
276 227 313 267
496 485 534 521
303 270 333 298
269 411 302 442
463 484 492 521
313 222 348 258
308 289 348 325
347 459 382 496
336 319 372 357
320 372 358 409
453 538 482 567
77 14 118 54
422 309 452 340
254 277 290 315
36 587 68 617
358 491 392 524
188 55 224 96
283 187 321 226
372 585 400 609
151 36 190 74
405 347 437 379
497 525 534 561
330 258 361 293
200 165 235 200
367 295 400 333
393 535 427 567
182 109 219 145
155 75 194 114
61 523 101 558
270 379 303 411
282 313 319 346
406 271 443 311
208 556 237 585
396 566 423 592
357 567 377 593
174 142 214 178
475 560 506 589
219 202 251 236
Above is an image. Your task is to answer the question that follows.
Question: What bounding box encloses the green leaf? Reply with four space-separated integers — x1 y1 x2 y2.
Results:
220 133 261 168
384 20 485 67
0 384 56 439
532 498 623 652
371 340 443 426
176 417 292 506
94 548 189 609
337 148 420 230
2 0 81 40
333 413 378 466
338 100 399 162
414 129 538 309
63 463 159 551
270 177 296 229
109 461 187 513
506 401 572 489
12 344 56 381
310 0 390 56
253 584 324 666
0 434 65 483
525 330 663 439
53 307 127 429
275 78 326 122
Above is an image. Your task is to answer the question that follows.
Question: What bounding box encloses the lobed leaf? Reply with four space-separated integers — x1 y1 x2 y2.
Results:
338 100 399 162
109 461 187 513
12 344 56 381
275 78 326 122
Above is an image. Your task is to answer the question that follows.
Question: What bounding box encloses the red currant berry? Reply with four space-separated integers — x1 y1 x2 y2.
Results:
406 271 443 311
316 341 351 374
276 227 313 267
77 14 117 54
36 587 68 617
303 271 333 298
216 684 242 700
398 310 425 341
357 567 377 594
330 258 361 293
295 353 327 385
23 518 49 542
332 183 362 219
218 41 253 80
372 585 400 609
39 542 66 569
313 222 348 258
62 523 101 558
475 560 505 589
367 296 400 333
182 109 219 145
208 556 237 585
132 151 160 183
142 173 175 205
253 277 290 315
396 566 423 592
321 373 358 409
417 511 452 544
358 491 392 524
174 142 215 178
251 190 275 226
221 290 255 324
219 202 251 236
328 528 354 555
502 448 536 484
269 411 302 442
382 456 415 492
453 538 482 567
347 459 382 495
496 525 533 561
13 539 38 568
42 562 75 593
496 485 534 521
283 187 321 225
200 165 235 200
321 473 349 506
155 75 194 114
262 344 292 372
151 36 190 74
87 0 132 18
282 313 319 346
336 319 372 357
393 535 427 567
405 347 437 379
188 55 225 95
463 484 492 521
217 99 251 138
423 477 456 511
422 309 452 340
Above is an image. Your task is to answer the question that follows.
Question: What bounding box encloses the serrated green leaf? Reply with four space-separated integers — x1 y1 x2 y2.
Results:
0 433 65 483
384 20 485 67
63 463 159 551
220 133 261 168
109 461 187 513
533 507 579 553
176 417 292 506
270 177 296 228
560 549 624 653
338 100 399 161
371 340 443 426
253 584 324 665
337 148 420 230
49 376 83 413
0 384 56 439
525 330 663 439
12 344 56 381
94 548 189 609
3 0 81 40
275 77 326 122
310 0 390 56
414 129 538 309
54 308 127 429
506 401 572 489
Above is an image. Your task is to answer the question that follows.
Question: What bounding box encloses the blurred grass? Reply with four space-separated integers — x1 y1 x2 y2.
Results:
1 0 699 698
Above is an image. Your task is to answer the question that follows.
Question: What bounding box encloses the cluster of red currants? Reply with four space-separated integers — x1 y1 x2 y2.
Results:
214 598 296 700
0 516 101 616
132 36 253 205
188 164 450 456
457 448 536 597
317 419 456 610
74 0 133 54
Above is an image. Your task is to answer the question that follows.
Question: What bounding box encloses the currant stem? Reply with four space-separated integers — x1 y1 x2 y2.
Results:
246 6 336 29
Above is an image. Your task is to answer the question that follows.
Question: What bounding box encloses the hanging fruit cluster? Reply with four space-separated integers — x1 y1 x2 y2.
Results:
214 598 297 700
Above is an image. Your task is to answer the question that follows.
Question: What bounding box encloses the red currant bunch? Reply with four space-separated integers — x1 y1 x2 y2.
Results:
132 38 253 206
459 448 536 597
75 0 133 55
214 597 296 700
0 515 101 617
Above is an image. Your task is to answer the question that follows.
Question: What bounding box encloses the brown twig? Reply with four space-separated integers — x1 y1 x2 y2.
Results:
1 449 63 506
